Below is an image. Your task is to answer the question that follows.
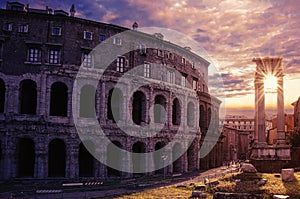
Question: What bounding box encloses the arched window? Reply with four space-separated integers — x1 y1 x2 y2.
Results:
207 107 212 129
154 142 166 174
48 139 66 177
187 102 195 127
20 79 37 114
107 88 122 123
132 91 146 125
80 85 96 118
17 138 35 177
107 141 122 177
0 79 5 113
172 98 181 125
200 105 206 130
50 82 68 116
79 142 94 177
154 95 166 124
132 142 146 174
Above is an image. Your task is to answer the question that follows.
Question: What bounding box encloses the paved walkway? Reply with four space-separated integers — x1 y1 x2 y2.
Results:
0 165 240 199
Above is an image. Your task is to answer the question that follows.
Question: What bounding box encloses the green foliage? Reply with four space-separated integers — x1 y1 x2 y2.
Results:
287 128 300 147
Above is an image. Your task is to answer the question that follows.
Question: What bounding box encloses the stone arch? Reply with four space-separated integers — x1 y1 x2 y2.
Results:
172 98 181 125
79 141 95 177
187 102 195 127
172 143 183 173
132 141 146 174
154 95 167 124
107 88 123 123
48 139 66 177
107 141 122 177
17 137 35 177
80 84 96 118
132 91 146 125
0 78 5 113
50 82 68 116
19 79 37 114
154 141 166 174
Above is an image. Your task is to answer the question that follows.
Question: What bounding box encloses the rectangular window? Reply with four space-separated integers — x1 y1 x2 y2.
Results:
202 84 205 92
99 34 106 42
169 52 173 60
18 25 28 33
52 27 61 35
83 52 92 68
28 48 40 62
113 37 122 45
3 23 12 31
167 70 175 84
84 31 92 40
140 44 146 54
49 49 60 64
192 78 198 90
144 62 151 78
116 56 125 72
181 74 186 87
158 50 164 57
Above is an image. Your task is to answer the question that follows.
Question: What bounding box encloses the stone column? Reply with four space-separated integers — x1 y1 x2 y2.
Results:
256 75 266 144
277 75 286 145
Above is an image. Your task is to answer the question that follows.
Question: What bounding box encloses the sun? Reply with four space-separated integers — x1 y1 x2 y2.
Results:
264 74 277 93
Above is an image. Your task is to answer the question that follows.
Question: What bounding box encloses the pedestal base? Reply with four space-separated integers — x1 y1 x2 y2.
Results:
250 143 291 173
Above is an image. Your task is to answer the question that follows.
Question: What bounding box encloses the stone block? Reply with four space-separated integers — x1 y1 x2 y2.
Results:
241 163 257 173
273 195 290 199
281 168 294 182
192 191 206 198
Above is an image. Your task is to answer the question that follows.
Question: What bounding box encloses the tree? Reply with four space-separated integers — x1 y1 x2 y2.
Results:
287 128 300 147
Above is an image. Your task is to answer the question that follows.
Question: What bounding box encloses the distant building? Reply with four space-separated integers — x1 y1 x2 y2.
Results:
292 97 300 128
220 115 254 161
267 114 294 145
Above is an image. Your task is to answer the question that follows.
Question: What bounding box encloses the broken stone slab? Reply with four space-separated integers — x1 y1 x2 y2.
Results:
257 178 268 186
241 163 257 173
273 195 290 199
194 185 206 191
213 192 261 199
192 191 207 198
281 168 294 182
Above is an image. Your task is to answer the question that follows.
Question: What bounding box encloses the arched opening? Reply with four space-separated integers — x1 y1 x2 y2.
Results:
107 141 122 177
154 95 166 124
0 79 5 113
207 107 212 129
132 142 146 174
172 98 181 125
132 91 146 125
172 143 183 173
20 79 37 114
80 85 96 118
154 142 165 174
79 142 95 177
50 82 68 116
187 102 195 127
48 139 66 177
17 138 35 177
187 141 197 171
200 105 206 131
107 88 122 123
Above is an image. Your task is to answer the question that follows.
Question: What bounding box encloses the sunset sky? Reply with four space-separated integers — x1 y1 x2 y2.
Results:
2 0 300 114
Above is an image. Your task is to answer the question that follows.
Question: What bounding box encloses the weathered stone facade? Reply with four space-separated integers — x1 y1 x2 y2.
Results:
0 2 222 181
